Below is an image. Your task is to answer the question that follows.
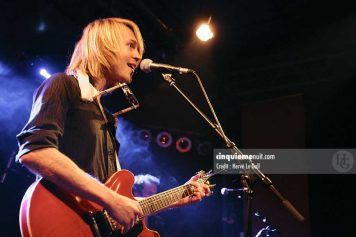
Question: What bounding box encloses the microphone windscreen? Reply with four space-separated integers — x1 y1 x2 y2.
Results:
140 59 153 73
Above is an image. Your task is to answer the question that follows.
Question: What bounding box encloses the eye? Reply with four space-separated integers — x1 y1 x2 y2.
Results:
128 42 136 49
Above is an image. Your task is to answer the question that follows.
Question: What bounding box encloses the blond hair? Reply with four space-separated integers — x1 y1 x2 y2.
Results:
66 18 144 84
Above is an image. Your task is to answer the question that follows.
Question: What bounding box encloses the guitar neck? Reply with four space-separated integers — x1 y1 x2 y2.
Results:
138 183 194 216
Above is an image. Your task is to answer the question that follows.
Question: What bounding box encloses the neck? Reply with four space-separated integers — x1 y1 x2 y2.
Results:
94 78 107 91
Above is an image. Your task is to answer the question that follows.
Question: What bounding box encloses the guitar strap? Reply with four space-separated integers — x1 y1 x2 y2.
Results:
94 96 121 172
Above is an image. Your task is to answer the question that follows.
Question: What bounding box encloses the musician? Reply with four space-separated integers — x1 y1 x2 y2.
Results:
16 17 210 234
133 174 160 198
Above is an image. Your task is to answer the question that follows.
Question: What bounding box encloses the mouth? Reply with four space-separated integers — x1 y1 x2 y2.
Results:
127 63 136 75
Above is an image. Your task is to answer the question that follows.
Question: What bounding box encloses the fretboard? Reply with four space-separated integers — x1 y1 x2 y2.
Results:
138 183 194 216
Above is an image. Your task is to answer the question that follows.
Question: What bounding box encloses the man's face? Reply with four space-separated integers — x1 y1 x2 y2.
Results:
141 183 158 197
105 26 141 87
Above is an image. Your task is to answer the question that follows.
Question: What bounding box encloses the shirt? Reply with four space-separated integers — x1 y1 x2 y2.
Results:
16 73 119 182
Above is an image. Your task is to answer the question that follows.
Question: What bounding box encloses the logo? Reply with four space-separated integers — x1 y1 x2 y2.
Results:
332 150 354 173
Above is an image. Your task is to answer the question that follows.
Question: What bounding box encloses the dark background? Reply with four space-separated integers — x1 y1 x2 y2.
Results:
1 0 356 236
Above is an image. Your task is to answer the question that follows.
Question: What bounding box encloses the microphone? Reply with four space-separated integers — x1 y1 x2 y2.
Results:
140 59 193 74
220 187 245 196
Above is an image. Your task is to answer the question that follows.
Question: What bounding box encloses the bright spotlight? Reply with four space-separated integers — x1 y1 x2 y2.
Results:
39 68 51 79
196 23 214 42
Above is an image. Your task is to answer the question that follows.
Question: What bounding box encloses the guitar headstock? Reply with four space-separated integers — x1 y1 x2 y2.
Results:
196 170 215 192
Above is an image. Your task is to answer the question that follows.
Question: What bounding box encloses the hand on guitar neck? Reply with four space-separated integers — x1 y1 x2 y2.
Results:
170 172 213 208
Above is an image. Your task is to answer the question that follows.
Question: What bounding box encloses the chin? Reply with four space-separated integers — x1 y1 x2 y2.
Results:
125 77 133 84
115 76 132 84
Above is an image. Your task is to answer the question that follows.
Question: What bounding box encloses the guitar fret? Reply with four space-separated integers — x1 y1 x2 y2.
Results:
161 193 168 208
167 193 172 204
174 189 180 201
141 200 149 216
157 196 164 210
153 195 160 211
151 197 156 213
148 198 154 214
153 199 158 212
145 201 150 216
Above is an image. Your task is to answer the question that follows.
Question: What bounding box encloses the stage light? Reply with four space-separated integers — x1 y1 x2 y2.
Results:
156 132 172 148
176 137 192 153
197 141 212 156
136 129 152 145
37 22 46 32
196 17 214 42
39 68 51 79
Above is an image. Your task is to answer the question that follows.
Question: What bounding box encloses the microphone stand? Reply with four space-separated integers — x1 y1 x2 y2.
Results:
160 72 304 237
241 174 254 237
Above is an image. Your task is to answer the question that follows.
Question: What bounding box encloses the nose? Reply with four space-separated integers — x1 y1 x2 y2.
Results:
133 48 142 63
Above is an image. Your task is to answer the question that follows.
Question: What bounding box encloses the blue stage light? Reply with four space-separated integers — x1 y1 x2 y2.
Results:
39 68 51 79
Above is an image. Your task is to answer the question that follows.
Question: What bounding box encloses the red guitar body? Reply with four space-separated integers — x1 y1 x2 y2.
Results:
19 170 160 237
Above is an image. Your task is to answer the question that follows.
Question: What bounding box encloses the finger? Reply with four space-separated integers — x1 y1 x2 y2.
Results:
130 218 136 229
137 204 144 216
123 225 129 234
135 216 141 224
193 192 203 201
189 181 199 187
190 181 209 189
190 174 200 181
197 183 210 193
191 195 202 202
194 186 205 197
202 184 211 194
126 216 135 232
191 182 210 194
